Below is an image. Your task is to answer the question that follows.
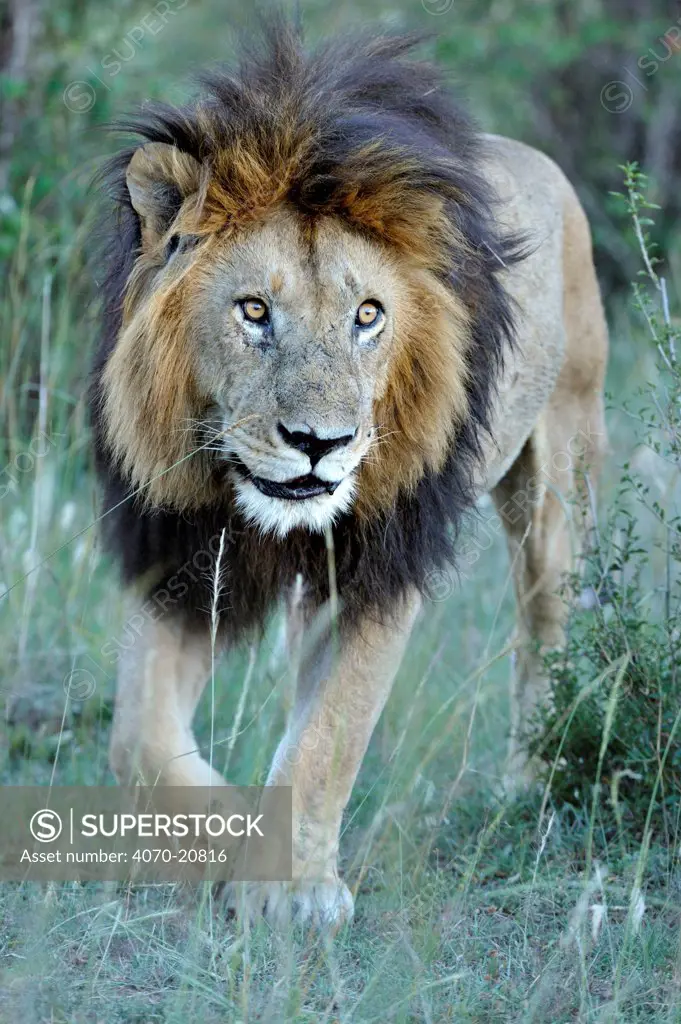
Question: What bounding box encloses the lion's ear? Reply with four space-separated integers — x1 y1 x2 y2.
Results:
126 142 202 248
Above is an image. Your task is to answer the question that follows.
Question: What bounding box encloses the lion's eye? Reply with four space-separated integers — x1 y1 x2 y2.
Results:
240 298 270 324
356 300 382 328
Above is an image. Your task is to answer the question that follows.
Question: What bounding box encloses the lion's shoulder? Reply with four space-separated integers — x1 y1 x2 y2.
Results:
480 135 575 239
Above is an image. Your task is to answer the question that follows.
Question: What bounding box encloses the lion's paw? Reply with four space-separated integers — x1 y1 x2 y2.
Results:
226 878 354 931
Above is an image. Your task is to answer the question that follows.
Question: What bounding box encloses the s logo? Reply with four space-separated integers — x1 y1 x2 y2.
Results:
29 809 63 843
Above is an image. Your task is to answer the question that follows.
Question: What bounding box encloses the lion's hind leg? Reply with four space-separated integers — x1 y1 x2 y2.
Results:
492 410 605 786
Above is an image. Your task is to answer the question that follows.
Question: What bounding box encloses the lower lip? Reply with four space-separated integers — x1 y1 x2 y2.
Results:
232 458 340 501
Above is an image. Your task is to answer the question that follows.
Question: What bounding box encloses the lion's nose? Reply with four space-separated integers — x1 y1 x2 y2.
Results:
277 422 358 468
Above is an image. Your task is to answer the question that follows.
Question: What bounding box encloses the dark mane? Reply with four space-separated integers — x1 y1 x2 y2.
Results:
90 19 527 640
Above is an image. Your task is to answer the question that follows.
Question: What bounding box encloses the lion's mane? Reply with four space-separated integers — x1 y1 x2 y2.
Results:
90 20 525 637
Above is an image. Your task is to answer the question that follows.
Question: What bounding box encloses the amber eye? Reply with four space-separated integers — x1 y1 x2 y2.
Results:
356 300 382 328
240 298 270 324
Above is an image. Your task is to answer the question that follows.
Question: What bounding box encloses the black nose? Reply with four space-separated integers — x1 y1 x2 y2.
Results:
278 422 357 468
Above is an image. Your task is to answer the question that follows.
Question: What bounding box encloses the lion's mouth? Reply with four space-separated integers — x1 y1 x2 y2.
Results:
232 457 342 501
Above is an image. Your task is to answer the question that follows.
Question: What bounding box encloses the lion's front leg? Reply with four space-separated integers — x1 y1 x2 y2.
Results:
236 590 421 929
109 606 224 789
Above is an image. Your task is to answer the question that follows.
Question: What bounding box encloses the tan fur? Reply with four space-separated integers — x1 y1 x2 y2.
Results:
358 266 471 513
102 274 217 508
495 168 608 782
109 136 608 928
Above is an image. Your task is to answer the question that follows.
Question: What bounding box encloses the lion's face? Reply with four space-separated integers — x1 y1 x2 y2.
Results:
101 141 473 535
188 209 402 536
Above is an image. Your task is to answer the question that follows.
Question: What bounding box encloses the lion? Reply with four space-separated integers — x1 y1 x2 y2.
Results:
90 22 608 928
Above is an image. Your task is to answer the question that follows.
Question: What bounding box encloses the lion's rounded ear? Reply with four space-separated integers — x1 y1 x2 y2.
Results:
126 142 202 248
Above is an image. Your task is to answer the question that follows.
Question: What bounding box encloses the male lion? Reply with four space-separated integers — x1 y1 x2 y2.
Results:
91 23 608 927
